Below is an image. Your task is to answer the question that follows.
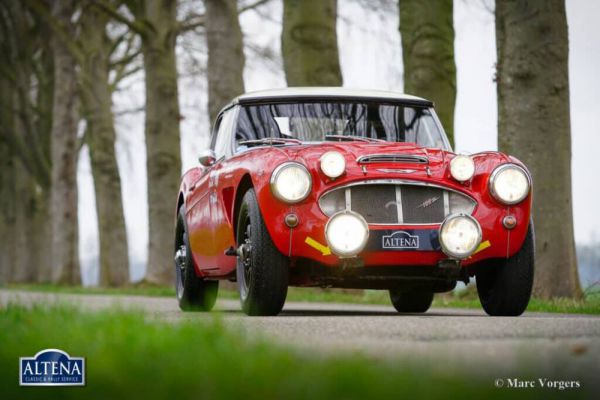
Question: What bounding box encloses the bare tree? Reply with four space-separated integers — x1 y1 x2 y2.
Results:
48 0 81 284
399 0 456 146
79 3 130 286
205 0 246 123
281 0 343 86
496 0 581 298
0 1 54 283
101 0 184 285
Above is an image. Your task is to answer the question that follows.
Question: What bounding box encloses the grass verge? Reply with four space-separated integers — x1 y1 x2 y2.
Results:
4 283 600 315
0 304 587 399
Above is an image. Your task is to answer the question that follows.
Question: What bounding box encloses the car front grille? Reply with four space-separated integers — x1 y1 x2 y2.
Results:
318 182 476 225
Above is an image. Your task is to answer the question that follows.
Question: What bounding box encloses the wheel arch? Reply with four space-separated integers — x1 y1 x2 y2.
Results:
232 173 254 240
177 191 185 213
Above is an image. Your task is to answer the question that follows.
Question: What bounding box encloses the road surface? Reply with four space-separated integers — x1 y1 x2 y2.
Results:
2 289 599 390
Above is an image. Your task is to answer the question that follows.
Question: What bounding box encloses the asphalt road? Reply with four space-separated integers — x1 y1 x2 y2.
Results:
2 289 600 390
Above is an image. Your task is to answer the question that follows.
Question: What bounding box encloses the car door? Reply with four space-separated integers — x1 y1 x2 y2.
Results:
207 107 239 276
186 115 228 274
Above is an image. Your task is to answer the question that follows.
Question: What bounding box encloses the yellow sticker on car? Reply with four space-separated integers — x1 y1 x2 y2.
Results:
305 236 332 256
473 240 491 255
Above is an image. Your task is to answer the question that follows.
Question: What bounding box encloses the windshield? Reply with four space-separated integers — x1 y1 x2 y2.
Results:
235 101 449 150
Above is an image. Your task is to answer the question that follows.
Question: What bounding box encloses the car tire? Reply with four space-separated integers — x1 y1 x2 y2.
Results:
236 189 289 316
476 222 535 316
175 206 218 311
389 290 434 313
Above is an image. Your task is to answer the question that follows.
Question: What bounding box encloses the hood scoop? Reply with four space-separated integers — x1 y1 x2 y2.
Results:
356 154 428 164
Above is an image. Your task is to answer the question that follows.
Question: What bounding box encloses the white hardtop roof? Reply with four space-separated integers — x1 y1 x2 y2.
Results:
232 87 432 105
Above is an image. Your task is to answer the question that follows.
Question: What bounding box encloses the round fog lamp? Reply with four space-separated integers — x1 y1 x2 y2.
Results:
320 151 346 179
325 211 369 257
439 214 482 259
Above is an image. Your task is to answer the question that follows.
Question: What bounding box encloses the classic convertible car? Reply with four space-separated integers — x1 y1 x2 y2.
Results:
174 88 534 316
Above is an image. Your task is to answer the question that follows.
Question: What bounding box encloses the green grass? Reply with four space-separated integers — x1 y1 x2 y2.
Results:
4 283 600 315
0 304 587 400
4 283 177 298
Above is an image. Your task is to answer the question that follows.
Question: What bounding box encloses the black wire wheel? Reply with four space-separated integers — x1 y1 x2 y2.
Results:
236 189 289 316
174 206 218 311
476 222 535 316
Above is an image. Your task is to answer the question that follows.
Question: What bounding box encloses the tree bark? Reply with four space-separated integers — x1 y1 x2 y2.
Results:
49 0 80 285
496 0 581 298
205 0 246 123
282 0 343 86
0 84 16 283
140 0 182 285
0 1 54 283
79 6 130 287
399 0 456 146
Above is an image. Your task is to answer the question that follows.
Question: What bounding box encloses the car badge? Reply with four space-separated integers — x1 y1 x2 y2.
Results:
417 196 440 209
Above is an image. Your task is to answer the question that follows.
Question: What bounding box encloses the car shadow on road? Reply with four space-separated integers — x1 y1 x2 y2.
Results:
216 309 484 317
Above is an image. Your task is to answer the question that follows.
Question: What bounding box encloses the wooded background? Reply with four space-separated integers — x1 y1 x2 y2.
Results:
0 0 594 299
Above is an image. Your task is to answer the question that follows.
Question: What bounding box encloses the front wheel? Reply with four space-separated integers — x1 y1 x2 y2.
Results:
389 290 434 313
175 207 218 311
476 223 535 316
236 189 289 316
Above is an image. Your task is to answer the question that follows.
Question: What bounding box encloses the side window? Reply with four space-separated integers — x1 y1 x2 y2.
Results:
212 108 236 159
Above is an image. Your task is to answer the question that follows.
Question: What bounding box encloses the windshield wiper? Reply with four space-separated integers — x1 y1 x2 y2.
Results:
325 134 386 143
238 137 302 147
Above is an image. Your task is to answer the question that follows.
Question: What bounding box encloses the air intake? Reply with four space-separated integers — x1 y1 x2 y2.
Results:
356 154 428 164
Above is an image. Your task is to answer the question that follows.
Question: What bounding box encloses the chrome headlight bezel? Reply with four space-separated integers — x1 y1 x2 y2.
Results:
489 163 531 205
439 213 482 259
320 151 346 179
270 162 312 203
325 210 369 257
450 155 475 182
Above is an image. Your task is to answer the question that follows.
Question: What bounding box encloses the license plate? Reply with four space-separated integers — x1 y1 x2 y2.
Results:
366 229 441 251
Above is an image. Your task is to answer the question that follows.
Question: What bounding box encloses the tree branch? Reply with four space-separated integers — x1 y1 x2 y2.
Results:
91 0 150 37
239 0 272 14
177 13 205 33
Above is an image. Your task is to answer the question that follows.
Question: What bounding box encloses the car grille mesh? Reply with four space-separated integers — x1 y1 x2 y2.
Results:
401 186 445 224
351 185 398 224
319 183 475 225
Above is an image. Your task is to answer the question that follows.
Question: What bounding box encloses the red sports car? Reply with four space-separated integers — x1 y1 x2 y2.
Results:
174 88 534 316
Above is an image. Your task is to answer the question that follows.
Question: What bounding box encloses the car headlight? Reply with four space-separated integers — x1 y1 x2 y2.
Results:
325 211 369 257
320 151 346 179
270 162 312 203
439 214 482 259
450 155 475 182
489 164 531 205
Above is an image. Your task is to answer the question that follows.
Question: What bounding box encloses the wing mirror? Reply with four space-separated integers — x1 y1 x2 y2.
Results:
198 150 216 167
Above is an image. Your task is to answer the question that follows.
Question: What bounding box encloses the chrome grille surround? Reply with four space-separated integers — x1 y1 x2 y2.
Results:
318 179 477 226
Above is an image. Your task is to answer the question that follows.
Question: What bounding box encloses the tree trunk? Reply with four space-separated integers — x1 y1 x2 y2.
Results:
80 7 130 287
399 0 456 146
142 0 182 285
0 134 16 285
205 0 246 123
0 81 52 285
12 163 50 283
282 0 343 86
49 0 80 285
0 75 14 283
496 0 581 298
